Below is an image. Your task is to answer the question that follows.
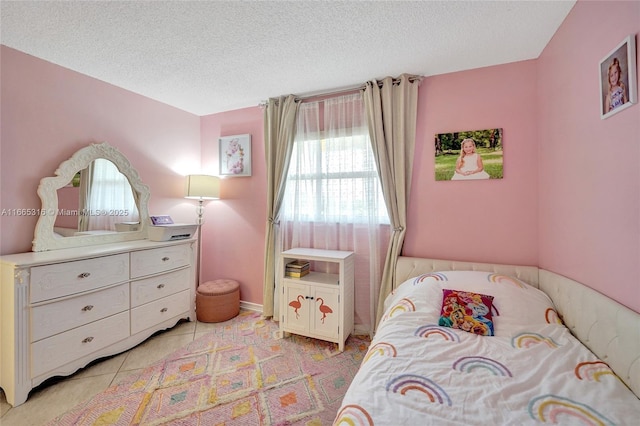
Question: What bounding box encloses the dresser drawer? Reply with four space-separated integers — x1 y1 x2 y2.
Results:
30 254 129 303
130 244 191 278
131 267 190 308
131 290 190 335
31 283 129 342
31 311 130 378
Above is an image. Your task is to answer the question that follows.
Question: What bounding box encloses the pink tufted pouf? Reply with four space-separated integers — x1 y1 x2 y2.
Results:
196 279 240 323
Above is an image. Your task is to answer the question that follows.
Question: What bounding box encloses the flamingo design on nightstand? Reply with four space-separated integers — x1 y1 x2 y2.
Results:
289 295 304 319
317 297 333 324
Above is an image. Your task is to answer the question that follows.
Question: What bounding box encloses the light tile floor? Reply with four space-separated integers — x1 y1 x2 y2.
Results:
0 318 228 425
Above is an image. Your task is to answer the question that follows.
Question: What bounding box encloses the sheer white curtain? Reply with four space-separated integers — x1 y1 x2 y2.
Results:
278 93 390 335
86 159 139 231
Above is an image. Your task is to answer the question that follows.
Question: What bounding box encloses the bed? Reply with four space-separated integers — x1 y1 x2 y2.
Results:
334 257 640 424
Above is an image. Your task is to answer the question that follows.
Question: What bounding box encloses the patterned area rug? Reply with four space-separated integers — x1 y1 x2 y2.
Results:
47 311 369 425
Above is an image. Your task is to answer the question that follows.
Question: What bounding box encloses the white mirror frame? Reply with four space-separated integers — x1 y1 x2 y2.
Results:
32 142 150 252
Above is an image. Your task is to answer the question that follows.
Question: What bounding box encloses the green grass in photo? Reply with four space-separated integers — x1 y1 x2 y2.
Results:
435 148 503 180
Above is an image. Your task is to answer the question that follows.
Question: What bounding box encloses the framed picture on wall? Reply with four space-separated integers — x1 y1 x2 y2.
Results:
219 134 251 177
434 128 503 181
599 34 637 119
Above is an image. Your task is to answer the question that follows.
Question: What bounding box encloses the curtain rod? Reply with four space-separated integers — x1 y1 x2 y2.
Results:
259 75 422 108
296 83 364 101
258 85 361 108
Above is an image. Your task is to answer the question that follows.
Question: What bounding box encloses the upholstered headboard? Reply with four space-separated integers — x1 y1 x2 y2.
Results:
538 270 640 398
394 256 640 398
395 256 539 288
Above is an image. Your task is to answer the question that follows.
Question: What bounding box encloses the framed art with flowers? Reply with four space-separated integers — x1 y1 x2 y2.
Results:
219 134 251 177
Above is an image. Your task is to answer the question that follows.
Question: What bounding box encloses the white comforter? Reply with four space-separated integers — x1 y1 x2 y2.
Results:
334 271 640 425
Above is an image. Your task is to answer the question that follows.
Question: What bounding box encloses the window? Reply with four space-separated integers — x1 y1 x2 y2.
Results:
282 121 388 224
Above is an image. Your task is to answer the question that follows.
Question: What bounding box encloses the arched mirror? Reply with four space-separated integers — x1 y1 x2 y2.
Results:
32 142 150 251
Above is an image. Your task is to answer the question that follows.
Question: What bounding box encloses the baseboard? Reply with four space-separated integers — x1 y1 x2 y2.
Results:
240 300 263 313
354 324 372 338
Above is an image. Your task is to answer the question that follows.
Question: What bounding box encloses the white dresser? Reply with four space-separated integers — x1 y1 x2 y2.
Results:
0 238 196 407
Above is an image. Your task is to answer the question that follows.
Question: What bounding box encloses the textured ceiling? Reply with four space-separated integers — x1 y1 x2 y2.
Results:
1 1 576 116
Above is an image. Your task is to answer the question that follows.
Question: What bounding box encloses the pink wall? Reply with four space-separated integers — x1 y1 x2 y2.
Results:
537 0 640 312
0 46 202 255
404 60 539 265
199 108 267 306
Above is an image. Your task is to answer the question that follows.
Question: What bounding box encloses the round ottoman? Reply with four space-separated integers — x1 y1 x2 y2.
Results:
196 279 240 323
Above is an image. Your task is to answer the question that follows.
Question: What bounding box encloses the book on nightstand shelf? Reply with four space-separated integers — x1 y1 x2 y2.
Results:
285 269 310 278
285 259 310 278
286 260 310 269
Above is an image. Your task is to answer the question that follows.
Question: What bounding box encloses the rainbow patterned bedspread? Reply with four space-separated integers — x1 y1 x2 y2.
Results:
334 271 640 425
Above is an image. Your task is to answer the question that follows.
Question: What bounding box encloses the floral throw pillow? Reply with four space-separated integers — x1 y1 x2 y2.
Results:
438 289 495 336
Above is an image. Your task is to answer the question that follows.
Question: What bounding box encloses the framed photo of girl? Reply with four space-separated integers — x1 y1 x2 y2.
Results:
434 128 503 181
219 134 252 177
599 34 637 119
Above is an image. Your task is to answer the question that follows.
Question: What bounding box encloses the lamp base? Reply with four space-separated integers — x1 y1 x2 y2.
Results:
195 199 205 225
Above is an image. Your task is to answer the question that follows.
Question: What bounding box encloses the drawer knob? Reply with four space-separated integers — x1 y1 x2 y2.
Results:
78 272 91 279
82 337 94 343
157 284 165 289
162 257 170 262
82 305 94 311
160 307 168 313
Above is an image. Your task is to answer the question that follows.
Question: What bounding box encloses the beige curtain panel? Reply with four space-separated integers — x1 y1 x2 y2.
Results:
262 95 300 318
363 74 420 329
